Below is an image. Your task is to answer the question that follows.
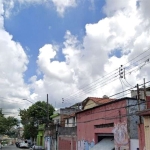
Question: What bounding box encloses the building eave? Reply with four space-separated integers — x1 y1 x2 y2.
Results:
76 97 140 115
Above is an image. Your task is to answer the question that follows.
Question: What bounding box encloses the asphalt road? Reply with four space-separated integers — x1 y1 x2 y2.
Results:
1 145 30 150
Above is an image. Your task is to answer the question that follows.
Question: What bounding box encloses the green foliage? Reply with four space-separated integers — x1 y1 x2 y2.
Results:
0 110 18 135
23 123 38 139
19 101 55 139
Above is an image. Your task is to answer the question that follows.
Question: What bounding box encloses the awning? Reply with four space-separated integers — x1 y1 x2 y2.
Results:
90 138 114 150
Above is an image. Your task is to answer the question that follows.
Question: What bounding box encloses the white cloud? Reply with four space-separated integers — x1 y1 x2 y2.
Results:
0 1 31 117
51 0 76 16
29 0 150 108
1 0 150 110
3 0 77 17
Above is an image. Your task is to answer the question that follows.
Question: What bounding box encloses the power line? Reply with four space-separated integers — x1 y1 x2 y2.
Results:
68 80 150 109
63 50 150 103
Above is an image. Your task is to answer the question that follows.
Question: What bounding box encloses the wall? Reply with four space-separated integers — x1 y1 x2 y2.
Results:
60 108 78 115
65 117 76 127
58 127 77 150
58 136 76 150
131 90 150 99
146 96 150 109
53 116 60 124
143 116 150 150
58 127 77 135
77 99 129 150
138 124 145 150
37 130 44 146
127 99 146 139
130 139 139 150
84 100 97 110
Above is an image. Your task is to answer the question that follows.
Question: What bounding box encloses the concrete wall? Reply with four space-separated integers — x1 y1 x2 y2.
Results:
127 99 146 139
131 90 150 99
58 127 77 135
60 108 78 115
77 99 129 150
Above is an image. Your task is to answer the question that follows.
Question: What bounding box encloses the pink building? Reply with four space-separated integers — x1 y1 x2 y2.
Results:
76 97 145 150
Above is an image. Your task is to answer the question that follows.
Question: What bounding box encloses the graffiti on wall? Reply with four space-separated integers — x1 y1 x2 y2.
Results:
78 140 95 150
112 122 129 149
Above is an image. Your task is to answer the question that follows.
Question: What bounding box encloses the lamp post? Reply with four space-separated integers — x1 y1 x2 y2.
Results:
22 99 48 113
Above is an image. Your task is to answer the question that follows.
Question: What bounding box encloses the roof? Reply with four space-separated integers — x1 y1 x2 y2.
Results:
82 97 113 109
76 97 139 114
64 113 75 119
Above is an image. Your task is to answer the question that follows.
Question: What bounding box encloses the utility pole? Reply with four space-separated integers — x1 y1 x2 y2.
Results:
137 84 142 123
143 78 147 107
56 122 58 150
47 94 49 123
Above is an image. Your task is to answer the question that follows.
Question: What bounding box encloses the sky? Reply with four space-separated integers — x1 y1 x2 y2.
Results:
0 0 150 118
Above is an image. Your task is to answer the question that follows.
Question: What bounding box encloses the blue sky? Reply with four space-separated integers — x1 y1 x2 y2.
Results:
1 0 150 115
4 0 105 83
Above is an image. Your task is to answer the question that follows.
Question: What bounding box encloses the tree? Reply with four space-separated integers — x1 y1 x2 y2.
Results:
0 110 18 135
19 101 55 139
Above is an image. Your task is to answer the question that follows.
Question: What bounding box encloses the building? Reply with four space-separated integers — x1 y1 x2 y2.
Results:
49 107 80 150
137 96 150 150
76 97 146 150
37 124 45 147
131 87 150 99
50 107 79 126
82 97 112 110
57 113 77 150
58 126 77 150
64 113 76 127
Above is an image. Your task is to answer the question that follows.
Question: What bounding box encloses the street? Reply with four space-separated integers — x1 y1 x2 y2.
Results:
2 145 30 150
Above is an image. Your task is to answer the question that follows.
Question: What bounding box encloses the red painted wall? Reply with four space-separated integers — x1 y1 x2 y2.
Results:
138 124 145 150
58 136 76 150
146 96 150 109
77 100 129 149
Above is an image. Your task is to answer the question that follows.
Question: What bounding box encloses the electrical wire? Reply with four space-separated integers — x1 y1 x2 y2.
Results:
63 54 150 104
66 80 150 109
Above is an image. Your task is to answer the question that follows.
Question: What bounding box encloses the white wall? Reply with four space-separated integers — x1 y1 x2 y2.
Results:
130 139 139 150
131 90 150 99
53 116 60 124
65 117 76 127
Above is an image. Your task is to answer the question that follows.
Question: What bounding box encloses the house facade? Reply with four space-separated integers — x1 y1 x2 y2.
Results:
76 97 146 150
37 124 45 147
50 108 79 126
65 114 76 127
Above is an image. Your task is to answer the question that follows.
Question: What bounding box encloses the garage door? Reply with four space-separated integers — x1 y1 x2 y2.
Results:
90 137 114 150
